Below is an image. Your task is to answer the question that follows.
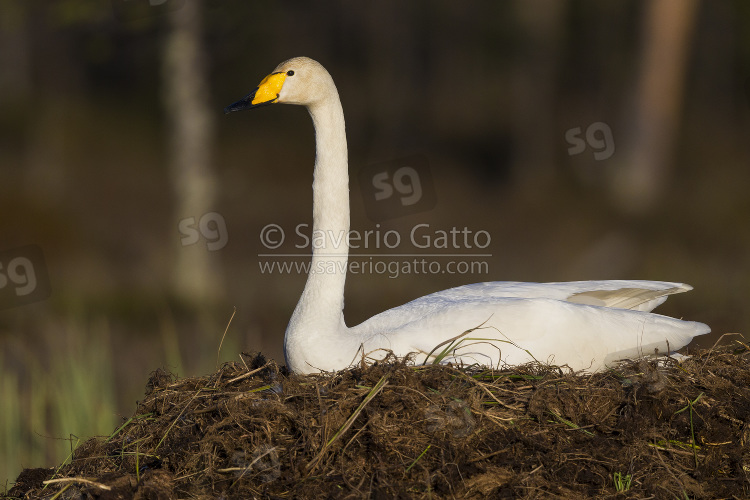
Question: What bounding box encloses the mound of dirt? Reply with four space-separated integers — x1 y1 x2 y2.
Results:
4 342 750 499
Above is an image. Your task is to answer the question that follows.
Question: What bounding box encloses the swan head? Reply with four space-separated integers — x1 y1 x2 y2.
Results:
224 57 335 113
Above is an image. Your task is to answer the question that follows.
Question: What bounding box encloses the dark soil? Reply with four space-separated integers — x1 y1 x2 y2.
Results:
4 341 750 499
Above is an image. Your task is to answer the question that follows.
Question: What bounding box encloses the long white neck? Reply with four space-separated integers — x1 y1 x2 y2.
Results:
284 87 354 372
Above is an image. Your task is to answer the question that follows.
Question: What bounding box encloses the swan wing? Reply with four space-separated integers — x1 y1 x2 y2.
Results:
425 280 692 312
354 280 695 335
355 296 709 372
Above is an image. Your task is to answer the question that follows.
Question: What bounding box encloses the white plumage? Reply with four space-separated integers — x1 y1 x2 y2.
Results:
225 57 710 374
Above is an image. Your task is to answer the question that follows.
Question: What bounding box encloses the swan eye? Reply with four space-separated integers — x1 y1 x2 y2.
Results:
287 70 295 76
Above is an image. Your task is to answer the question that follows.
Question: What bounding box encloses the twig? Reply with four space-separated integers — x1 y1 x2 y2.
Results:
651 442 687 494
43 477 112 491
217 307 237 370
226 362 271 384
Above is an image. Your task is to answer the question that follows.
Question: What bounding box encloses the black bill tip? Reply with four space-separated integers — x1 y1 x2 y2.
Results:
224 88 277 114
224 91 255 114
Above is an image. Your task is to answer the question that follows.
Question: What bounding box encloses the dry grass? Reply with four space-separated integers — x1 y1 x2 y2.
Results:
4 341 750 499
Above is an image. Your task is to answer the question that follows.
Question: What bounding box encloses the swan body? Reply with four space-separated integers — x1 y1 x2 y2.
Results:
225 57 710 374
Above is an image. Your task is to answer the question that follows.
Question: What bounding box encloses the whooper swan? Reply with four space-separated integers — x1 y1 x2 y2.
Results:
225 57 710 374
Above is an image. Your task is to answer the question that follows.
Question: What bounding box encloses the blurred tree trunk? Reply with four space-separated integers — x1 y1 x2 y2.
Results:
362 1 418 155
0 0 30 104
610 0 698 213
163 0 223 305
6 1 67 203
510 0 567 190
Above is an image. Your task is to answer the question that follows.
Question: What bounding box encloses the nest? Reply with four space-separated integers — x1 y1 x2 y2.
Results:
5 341 750 499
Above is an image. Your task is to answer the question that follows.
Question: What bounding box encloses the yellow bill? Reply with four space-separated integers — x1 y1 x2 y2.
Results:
224 72 287 113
